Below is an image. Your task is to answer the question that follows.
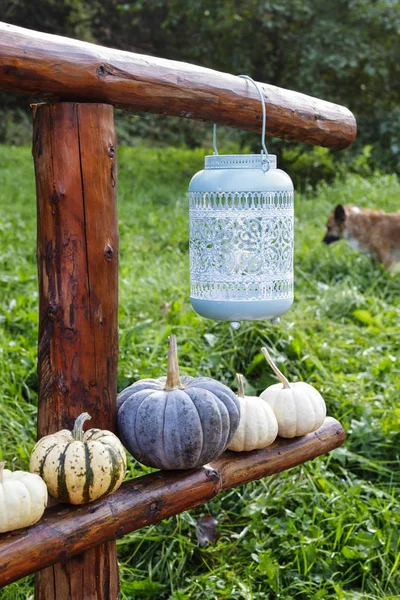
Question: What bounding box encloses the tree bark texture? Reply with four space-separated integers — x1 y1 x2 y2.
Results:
0 417 345 587
32 102 119 600
0 22 356 149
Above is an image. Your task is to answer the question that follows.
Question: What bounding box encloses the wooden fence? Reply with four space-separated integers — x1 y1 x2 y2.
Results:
0 22 353 599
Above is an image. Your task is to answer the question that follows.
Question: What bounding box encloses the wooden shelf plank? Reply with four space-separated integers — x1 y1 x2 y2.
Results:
0 22 356 149
0 417 345 587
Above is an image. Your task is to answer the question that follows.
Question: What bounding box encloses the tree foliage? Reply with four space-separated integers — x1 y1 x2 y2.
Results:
2 0 400 169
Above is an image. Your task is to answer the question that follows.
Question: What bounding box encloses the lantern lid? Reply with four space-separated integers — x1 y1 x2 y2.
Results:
204 154 277 170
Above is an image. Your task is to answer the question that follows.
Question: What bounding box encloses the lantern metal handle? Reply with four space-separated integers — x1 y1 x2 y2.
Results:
213 74 270 172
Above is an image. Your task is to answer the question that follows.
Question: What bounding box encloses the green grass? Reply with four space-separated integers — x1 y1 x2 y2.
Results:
0 144 399 599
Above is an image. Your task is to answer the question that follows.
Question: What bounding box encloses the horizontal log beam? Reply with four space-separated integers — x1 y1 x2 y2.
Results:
0 22 356 149
0 417 345 586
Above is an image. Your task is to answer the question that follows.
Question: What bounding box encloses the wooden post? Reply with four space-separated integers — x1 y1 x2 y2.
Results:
32 103 119 599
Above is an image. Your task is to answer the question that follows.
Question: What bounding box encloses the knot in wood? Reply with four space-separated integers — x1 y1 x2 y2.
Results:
97 65 107 78
108 145 115 159
203 465 221 487
104 244 114 261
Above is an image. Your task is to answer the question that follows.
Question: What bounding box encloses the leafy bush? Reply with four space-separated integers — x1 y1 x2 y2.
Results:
281 144 378 191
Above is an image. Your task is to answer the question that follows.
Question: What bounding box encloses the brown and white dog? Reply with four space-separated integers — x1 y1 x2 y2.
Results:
323 204 400 271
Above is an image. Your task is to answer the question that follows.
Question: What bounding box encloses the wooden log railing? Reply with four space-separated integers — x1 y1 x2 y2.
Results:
0 22 356 149
0 417 345 588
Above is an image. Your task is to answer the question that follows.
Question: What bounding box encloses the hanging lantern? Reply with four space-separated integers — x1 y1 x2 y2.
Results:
189 75 294 327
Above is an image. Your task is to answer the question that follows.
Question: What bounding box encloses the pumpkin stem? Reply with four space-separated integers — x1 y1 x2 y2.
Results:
164 334 183 390
236 374 245 398
261 347 291 389
72 413 92 442
0 461 6 484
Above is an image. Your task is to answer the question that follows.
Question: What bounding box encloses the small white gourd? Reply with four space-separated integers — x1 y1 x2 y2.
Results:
0 461 48 533
228 374 278 452
260 347 326 438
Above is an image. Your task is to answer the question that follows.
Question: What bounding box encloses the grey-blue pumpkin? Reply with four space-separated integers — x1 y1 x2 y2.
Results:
117 335 240 470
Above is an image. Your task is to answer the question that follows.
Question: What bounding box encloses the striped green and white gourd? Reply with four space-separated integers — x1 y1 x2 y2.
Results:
30 413 126 505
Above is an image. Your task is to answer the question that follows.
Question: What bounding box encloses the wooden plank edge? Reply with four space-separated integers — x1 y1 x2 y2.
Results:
0 22 356 149
0 417 344 587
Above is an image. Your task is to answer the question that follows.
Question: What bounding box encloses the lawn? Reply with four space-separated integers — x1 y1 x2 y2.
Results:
0 144 399 600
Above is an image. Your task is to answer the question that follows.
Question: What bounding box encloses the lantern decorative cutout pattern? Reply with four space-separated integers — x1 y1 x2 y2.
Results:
189 75 294 324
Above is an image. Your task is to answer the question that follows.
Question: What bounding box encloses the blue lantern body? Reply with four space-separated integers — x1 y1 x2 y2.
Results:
189 153 294 322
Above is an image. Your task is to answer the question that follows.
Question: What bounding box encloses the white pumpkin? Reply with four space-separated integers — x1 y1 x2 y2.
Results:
260 347 326 438
0 461 47 533
228 374 278 452
30 413 127 505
